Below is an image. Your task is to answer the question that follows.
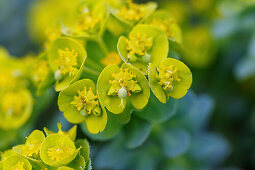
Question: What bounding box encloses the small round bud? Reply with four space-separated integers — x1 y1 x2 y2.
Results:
54 70 62 80
142 52 151 63
80 108 88 117
118 87 127 98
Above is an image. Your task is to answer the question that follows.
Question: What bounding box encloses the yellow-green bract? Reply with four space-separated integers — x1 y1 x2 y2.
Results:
58 79 107 134
47 37 87 91
144 10 182 44
148 58 192 103
117 24 169 74
40 134 80 167
12 130 45 161
3 155 32 170
97 63 150 114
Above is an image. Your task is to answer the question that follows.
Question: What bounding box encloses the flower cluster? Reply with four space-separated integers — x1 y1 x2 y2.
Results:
0 124 91 170
21 0 193 136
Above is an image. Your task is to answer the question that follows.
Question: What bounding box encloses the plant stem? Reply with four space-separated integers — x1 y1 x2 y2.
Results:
83 66 101 77
96 37 109 55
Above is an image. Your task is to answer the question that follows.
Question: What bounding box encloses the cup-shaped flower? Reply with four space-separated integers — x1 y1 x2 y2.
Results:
40 134 80 167
48 37 87 91
144 10 182 44
97 63 150 114
58 79 107 134
3 155 32 170
32 53 54 96
148 58 192 103
112 0 157 27
12 130 45 160
61 1 108 38
0 89 33 130
118 24 168 74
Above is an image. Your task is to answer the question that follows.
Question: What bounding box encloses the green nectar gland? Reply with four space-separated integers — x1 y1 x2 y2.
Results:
70 87 101 117
157 64 181 92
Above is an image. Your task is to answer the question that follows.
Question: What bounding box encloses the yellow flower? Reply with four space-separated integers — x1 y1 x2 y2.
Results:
47 142 74 162
70 87 99 115
33 60 50 84
101 52 122 66
108 68 142 97
126 32 153 62
77 7 100 32
156 64 181 91
55 48 78 75
44 28 61 48
117 0 146 22
1 91 25 116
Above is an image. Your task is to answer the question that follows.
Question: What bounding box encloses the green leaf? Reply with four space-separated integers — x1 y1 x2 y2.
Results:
124 116 152 149
160 128 190 158
134 93 178 123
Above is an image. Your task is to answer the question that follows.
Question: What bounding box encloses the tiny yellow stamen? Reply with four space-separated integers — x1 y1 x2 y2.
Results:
117 0 146 22
77 7 100 32
55 48 78 75
47 143 74 162
108 68 141 97
1 91 25 116
101 52 122 66
10 162 25 170
157 64 181 90
70 87 99 115
22 143 41 157
126 33 153 62
33 60 49 84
